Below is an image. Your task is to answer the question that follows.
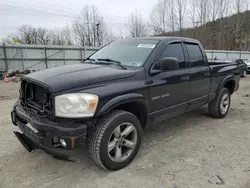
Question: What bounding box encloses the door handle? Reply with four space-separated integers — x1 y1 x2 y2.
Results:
181 76 190 81
204 72 210 76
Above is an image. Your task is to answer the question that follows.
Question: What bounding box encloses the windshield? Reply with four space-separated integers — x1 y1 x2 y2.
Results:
89 39 159 67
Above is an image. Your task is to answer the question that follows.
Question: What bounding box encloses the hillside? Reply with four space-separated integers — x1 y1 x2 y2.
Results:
162 11 250 51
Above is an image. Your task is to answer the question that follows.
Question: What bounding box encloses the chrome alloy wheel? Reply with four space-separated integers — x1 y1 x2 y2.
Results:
243 70 247 77
220 93 230 114
108 122 137 163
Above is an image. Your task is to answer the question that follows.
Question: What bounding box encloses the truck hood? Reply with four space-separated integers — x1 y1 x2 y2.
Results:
23 64 135 92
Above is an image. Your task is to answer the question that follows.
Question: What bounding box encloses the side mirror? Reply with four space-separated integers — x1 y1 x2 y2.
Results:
159 57 179 71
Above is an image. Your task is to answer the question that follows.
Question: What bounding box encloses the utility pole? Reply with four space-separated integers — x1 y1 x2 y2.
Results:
96 23 101 46
3 42 8 71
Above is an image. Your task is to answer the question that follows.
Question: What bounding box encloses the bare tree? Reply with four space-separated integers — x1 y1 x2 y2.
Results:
176 0 187 35
50 26 74 45
210 0 219 22
149 0 168 35
14 25 51 45
72 19 85 46
73 5 106 46
103 30 118 44
218 0 231 49
194 0 211 26
147 0 250 50
192 0 211 46
17 25 37 44
168 0 177 35
61 26 74 45
50 30 63 45
208 0 219 49
96 18 107 46
232 0 248 50
127 10 147 37
189 0 198 38
36 28 50 45
149 0 178 35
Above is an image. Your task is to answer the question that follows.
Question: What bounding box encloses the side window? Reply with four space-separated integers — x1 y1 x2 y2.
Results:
185 43 204 67
160 43 186 69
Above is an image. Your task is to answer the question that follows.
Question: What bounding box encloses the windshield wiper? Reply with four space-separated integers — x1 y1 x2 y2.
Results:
97 58 127 70
82 57 96 63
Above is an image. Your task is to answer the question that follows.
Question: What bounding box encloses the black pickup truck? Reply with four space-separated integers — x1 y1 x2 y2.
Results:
11 37 241 170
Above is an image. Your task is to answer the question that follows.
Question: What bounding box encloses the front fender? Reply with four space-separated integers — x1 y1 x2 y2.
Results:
96 93 148 116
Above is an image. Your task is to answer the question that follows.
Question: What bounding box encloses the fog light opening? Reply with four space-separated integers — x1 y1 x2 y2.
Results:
53 136 67 148
52 136 60 144
60 138 67 148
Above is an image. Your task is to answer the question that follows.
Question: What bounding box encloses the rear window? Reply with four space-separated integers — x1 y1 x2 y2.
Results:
185 43 204 67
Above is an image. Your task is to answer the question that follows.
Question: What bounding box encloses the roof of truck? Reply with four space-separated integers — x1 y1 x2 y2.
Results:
131 36 199 43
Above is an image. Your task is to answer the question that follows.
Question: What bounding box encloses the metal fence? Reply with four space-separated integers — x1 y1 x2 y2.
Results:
206 50 250 61
1 43 250 71
0 44 99 71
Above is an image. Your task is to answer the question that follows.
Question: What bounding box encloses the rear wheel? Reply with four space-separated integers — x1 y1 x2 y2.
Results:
208 88 231 118
88 110 142 170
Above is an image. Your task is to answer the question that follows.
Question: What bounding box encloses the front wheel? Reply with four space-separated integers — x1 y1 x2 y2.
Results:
208 88 231 118
88 110 142 170
242 70 247 77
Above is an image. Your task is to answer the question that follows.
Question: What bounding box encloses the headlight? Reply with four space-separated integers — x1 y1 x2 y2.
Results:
55 93 98 118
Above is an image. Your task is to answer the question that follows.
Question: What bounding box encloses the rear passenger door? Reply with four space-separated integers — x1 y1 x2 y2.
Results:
184 43 211 110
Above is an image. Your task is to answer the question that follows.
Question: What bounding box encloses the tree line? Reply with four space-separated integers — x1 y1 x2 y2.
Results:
9 25 74 45
131 0 250 50
3 0 250 50
3 5 117 46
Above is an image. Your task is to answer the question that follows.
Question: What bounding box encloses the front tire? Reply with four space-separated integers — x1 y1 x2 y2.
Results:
208 88 231 118
88 110 142 170
242 70 247 77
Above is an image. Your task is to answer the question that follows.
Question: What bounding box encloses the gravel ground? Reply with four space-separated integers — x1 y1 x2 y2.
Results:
0 78 250 188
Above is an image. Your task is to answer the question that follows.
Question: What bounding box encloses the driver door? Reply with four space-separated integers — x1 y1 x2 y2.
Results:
149 42 191 119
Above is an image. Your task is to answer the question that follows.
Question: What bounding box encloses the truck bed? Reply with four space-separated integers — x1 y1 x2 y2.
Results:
208 60 235 66
208 61 241 95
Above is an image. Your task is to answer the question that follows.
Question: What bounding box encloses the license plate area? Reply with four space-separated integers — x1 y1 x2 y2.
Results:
26 123 39 134
16 119 43 146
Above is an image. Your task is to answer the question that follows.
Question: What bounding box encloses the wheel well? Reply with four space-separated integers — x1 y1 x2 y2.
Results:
114 102 148 128
223 80 235 94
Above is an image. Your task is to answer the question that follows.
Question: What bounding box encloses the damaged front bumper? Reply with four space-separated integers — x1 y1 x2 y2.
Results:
11 101 88 159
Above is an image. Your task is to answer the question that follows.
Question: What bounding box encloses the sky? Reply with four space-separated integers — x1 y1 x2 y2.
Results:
0 0 157 40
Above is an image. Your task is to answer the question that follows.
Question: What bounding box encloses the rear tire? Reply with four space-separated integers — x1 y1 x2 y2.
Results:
208 88 231 118
88 110 142 171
